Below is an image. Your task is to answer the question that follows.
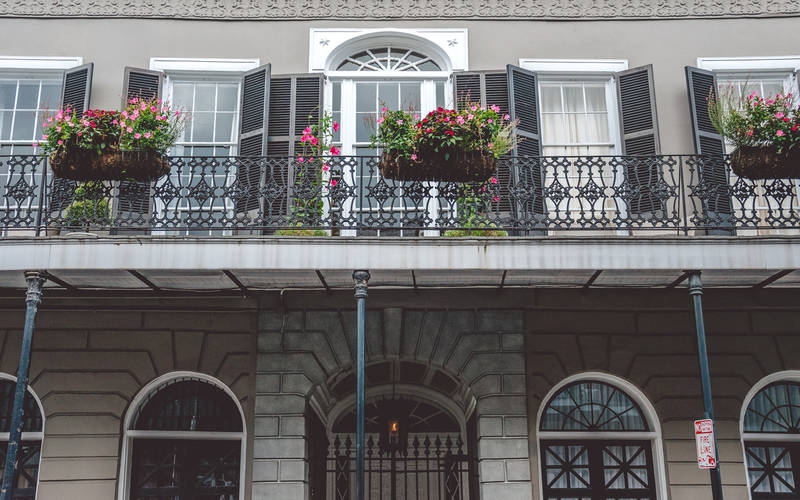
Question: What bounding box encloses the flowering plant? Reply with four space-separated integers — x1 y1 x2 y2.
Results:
371 104 516 160
39 109 120 157
119 97 185 154
709 88 800 154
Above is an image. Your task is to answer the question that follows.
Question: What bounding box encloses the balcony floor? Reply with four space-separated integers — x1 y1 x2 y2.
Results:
0 235 799 291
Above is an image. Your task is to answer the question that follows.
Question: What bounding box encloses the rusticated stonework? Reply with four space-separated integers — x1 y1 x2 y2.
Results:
0 0 797 19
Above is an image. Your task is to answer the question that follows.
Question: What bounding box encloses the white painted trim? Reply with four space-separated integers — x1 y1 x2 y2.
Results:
117 371 247 500
0 372 45 500
518 58 629 74
697 56 800 73
535 372 668 500
149 57 260 73
309 28 468 73
0 56 82 70
739 370 800 500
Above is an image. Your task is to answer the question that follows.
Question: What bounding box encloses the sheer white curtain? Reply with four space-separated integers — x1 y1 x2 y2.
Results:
541 82 613 157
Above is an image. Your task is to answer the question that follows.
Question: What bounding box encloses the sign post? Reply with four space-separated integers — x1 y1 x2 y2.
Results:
695 419 717 469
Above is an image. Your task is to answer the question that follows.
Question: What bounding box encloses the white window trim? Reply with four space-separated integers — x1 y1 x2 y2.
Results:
698 56 800 97
740 371 800 500
0 56 82 70
535 372 668 500
149 57 260 73
0 372 44 500
117 371 247 500
310 28 468 73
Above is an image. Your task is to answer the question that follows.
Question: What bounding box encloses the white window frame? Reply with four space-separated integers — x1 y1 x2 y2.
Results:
740 370 800 500
0 372 45 500
117 371 247 500
535 372 669 500
697 56 800 97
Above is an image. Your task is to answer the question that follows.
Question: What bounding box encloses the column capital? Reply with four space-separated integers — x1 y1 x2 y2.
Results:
687 270 702 296
23 272 46 305
353 270 370 300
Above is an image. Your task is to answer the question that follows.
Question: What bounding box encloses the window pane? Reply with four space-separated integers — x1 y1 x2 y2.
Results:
577 114 610 143
541 114 565 144
194 84 216 112
378 83 399 110
356 112 375 142
40 82 61 110
436 81 444 108
0 82 15 109
563 85 584 113
584 85 607 112
400 83 420 112
12 111 35 140
332 81 341 112
356 83 376 112
216 84 238 112
215 112 234 142
762 80 785 99
541 85 562 113
16 82 39 109
172 83 194 110
0 111 11 140
191 112 214 142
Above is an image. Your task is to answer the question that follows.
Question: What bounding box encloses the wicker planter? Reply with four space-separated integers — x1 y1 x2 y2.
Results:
50 148 170 181
379 149 497 182
730 145 800 180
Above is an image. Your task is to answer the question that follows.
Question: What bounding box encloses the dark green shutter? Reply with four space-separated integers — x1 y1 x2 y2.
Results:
615 64 663 215
236 64 270 213
49 64 94 214
118 67 165 226
122 67 164 106
686 66 734 233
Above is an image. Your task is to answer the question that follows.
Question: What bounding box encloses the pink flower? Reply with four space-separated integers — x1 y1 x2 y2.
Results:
310 137 318 145
331 179 338 187
333 122 340 132
41 134 48 140
175 111 180 116
134 133 141 139
131 98 138 103
330 146 341 155
490 177 498 184
746 129 754 136
57 140 63 145
298 156 304 163
467 114 474 120
56 126 62 132
144 132 151 138
487 119 493 124
411 153 418 160
381 107 388 112
776 130 785 137
120 121 126 127
150 106 157 112
504 114 511 120
122 111 128 118
322 164 330 172
397 119 404 125
493 196 499 202
140 103 147 111
470 105 477 111
126 127 133 133
776 112 785 119
82 120 90 126
377 117 384 124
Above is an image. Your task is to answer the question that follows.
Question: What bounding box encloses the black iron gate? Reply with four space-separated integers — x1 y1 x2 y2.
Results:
325 433 473 500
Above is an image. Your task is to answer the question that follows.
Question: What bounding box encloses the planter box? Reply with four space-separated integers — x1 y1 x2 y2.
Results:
379 149 496 183
730 145 800 180
50 148 170 182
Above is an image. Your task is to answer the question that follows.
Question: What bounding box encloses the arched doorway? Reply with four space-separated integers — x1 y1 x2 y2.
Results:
312 395 477 500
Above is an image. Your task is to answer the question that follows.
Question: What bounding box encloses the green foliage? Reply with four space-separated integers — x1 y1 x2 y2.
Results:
119 97 186 154
370 104 517 161
63 181 111 228
39 109 120 156
273 229 328 236
443 228 508 237
442 177 507 237
289 112 340 227
708 86 800 154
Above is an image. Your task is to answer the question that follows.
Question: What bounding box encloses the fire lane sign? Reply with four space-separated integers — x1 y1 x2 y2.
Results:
694 419 717 469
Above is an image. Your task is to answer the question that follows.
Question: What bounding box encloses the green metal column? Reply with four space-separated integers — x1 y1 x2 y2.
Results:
688 271 724 500
0 272 45 500
352 270 370 500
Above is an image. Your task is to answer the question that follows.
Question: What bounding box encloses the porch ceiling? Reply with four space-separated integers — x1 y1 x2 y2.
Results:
0 236 798 291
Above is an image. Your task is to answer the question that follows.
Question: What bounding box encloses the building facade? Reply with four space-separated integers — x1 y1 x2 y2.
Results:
1 2 800 499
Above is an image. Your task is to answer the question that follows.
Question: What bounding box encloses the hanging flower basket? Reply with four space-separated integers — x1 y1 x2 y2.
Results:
50 148 171 182
379 148 497 183
730 145 800 180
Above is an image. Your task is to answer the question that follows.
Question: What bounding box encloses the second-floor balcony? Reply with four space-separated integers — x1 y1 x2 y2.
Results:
1 154 798 237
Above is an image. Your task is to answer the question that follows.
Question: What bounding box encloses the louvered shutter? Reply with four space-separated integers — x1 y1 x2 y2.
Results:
264 73 324 220
236 64 270 213
49 64 94 215
118 67 165 228
615 64 663 215
686 66 734 233
507 65 546 222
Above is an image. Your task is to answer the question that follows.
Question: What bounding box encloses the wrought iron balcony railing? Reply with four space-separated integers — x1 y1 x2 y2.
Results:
1 154 798 235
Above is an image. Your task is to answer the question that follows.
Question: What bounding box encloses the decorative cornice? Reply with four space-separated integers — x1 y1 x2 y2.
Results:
0 0 797 19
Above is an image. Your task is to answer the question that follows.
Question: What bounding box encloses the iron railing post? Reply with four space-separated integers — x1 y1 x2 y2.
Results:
0 271 46 500
34 157 47 237
688 271 724 500
352 270 370 500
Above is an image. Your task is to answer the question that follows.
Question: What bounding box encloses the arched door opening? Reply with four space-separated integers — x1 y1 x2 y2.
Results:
0 376 43 500
311 395 478 500
121 375 245 500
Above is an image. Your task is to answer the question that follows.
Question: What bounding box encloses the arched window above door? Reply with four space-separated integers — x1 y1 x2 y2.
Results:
335 47 442 72
540 380 649 432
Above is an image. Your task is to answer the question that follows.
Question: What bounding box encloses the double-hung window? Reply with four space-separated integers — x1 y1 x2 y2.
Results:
149 58 257 233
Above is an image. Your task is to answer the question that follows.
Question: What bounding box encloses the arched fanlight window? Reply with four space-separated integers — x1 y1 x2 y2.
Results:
122 376 244 500
742 380 800 498
538 379 662 499
0 377 43 500
336 47 441 72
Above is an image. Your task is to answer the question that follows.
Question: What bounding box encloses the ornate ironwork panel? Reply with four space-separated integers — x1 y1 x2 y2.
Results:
540 381 648 432
0 442 40 500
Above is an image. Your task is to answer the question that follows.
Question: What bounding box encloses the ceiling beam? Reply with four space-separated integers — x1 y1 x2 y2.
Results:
127 270 161 292
411 270 418 291
583 270 602 289
223 270 249 294
315 270 330 292
754 269 794 288
499 270 508 290
667 271 691 288
42 271 77 292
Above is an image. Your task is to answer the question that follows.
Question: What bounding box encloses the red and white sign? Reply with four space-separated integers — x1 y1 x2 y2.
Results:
694 419 717 469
